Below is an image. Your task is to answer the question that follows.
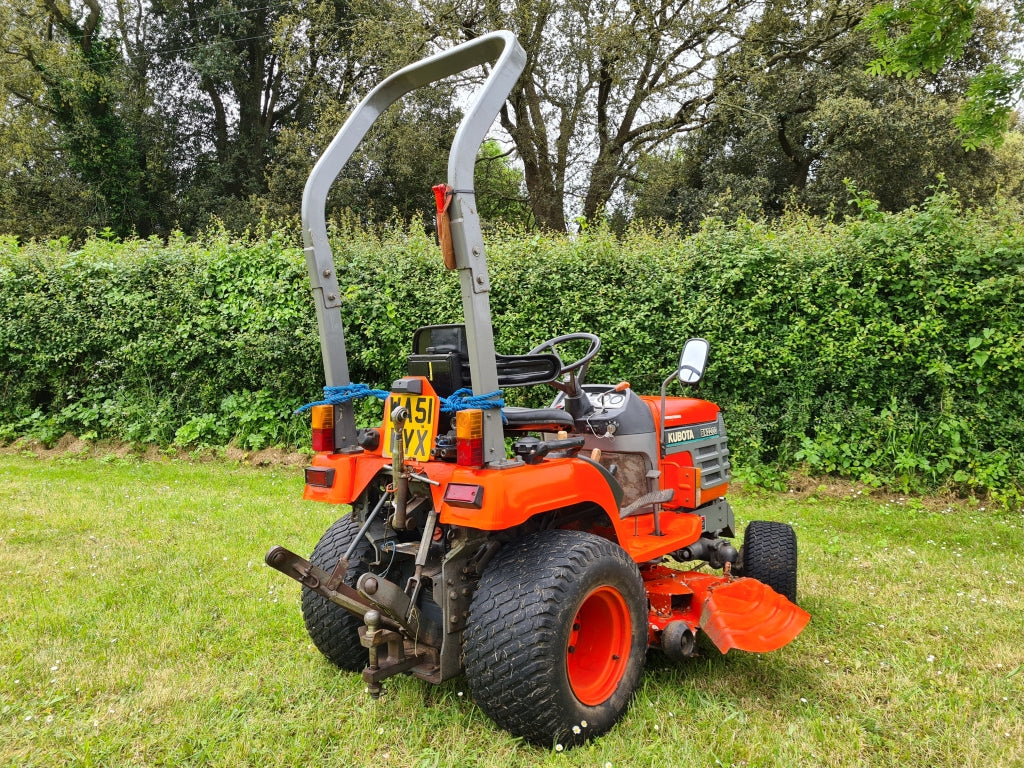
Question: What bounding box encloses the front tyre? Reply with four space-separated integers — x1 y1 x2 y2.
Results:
463 530 647 747
737 520 798 603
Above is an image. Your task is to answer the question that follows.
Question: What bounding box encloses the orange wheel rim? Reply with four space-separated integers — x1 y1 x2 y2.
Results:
566 586 632 706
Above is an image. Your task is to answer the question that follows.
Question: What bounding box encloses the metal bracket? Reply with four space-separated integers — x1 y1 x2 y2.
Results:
360 611 433 698
304 245 341 308
448 194 490 294
356 571 442 647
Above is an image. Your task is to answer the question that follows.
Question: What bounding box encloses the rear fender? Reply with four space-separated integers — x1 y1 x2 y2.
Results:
423 457 707 561
303 453 391 505
302 453 708 565
424 458 619 529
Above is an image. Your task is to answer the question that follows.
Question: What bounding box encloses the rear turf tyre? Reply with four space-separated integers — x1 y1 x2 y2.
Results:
301 515 374 672
463 530 647 747
737 520 798 603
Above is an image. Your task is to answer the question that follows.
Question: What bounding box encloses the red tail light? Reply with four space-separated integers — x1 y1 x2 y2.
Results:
455 409 484 467
311 405 334 453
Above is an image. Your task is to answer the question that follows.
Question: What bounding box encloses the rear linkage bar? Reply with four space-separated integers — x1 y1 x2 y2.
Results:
265 546 438 696
266 443 445 697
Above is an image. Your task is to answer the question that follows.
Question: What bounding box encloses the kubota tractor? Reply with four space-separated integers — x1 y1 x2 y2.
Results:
266 31 809 747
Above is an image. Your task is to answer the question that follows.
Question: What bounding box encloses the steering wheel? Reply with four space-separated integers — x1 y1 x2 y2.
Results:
527 332 601 393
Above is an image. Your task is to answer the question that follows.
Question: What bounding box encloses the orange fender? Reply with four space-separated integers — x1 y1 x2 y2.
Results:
303 453 390 505
421 458 619 530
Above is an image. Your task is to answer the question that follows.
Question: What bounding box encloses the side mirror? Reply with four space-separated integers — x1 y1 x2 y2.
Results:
677 338 709 384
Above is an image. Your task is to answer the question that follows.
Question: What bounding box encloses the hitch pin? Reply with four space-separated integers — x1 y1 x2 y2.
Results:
407 472 439 486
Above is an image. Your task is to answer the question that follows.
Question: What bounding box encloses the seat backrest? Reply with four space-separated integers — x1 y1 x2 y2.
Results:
412 324 468 355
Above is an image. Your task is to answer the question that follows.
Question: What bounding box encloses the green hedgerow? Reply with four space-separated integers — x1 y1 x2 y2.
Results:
1 194 1022 498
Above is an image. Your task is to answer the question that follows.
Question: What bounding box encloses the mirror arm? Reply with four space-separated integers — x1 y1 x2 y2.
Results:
658 371 678 459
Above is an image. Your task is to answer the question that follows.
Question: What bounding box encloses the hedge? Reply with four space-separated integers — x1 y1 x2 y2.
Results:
2 191 1022 501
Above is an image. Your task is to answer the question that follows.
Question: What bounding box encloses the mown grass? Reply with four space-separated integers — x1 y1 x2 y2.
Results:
1 454 1021 767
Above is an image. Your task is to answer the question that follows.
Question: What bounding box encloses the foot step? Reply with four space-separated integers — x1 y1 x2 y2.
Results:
619 488 674 518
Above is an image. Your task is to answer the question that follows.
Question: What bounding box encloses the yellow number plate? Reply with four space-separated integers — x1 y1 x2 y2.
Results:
382 394 438 462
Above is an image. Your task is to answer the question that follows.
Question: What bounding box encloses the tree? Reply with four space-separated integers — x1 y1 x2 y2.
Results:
628 0 1007 225
0 0 175 238
3 0 1018 238
475 139 533 228
862 0 1024 149
147 0 461 229
147 0 334 228
419 0 755 230
259 88 462 224
261 118 532 227
256 6 531 228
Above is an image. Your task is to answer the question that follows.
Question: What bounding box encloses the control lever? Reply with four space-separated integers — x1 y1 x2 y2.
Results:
595 381 630 412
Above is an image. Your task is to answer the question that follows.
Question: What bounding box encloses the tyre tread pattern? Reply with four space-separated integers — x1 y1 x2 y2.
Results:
741 520 798 603
463 530 646 747
301 515 370 672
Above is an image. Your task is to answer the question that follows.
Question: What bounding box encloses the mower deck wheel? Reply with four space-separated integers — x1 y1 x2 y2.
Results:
737 520 798 603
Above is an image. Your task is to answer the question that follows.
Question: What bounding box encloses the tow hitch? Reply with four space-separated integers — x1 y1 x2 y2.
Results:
266 545 443 693
265 545 375 619
360 610 433 698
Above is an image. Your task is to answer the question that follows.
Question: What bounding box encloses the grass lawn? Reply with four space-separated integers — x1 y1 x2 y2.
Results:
1 454 1021 767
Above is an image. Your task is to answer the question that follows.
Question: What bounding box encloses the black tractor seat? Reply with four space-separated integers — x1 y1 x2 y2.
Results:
408 324 562 395
408 324 572 432
502 407 575 432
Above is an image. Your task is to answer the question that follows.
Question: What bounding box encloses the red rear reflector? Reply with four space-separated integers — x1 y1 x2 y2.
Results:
443 483 484 509
304 467 335 488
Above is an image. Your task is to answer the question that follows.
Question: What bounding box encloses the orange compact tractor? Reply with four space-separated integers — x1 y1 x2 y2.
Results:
266 31 809 747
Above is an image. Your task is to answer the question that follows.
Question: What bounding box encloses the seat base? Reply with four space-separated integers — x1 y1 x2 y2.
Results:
502 407 575 432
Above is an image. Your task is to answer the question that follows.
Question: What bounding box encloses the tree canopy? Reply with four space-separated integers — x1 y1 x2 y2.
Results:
862 0 1023 149
1 0 1022 239
628 0 1011 225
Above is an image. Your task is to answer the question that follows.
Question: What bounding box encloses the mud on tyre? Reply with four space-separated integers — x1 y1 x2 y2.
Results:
463 530 647 747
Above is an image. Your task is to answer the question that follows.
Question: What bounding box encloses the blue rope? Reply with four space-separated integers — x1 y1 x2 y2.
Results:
294 383 390 413
296 384 505 420
440 388 505 413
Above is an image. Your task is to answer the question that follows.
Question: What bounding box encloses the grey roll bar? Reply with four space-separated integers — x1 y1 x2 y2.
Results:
301 31 526 460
